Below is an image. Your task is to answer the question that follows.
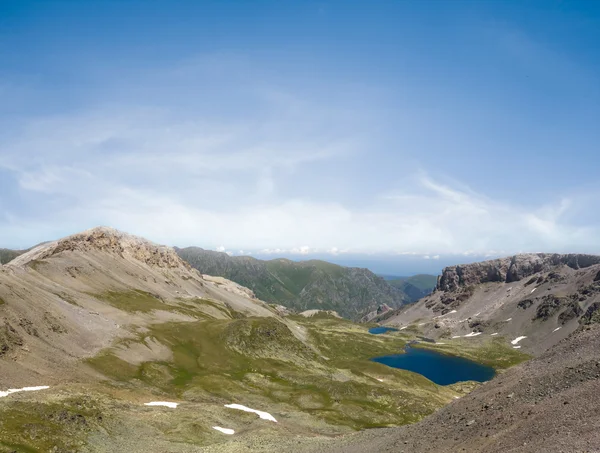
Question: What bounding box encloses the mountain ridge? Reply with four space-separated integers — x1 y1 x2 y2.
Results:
175 246 409 321
376 252 600 357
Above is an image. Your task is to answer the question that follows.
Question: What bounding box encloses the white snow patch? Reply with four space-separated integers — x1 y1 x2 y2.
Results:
213 426 235 435
451 335 461 339
418 323 426 326
225 404 277 423
436 342 446 345
473 312 481 317
144 401 178 408
507 287 512 291
553 327 562 332
513 346 521 349
399 326 408 330
453 396 460 399
0 386 50 398
490 333 498 336
376 378 384 382
511 336 527 345
433 310 457 319
464 332 482 338
505 318 513 322
531 288 537 293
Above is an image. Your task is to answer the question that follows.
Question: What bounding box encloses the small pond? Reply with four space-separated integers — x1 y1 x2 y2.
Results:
372 346 495 385
368 326 399 334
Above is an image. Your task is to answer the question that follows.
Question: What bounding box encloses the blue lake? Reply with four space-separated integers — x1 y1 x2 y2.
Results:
372 347 496 385
368 326 399 334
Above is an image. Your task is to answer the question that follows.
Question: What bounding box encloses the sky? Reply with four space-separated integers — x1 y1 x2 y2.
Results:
1 0 599 274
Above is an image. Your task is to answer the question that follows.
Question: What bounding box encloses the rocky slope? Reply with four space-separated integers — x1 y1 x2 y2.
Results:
378 253 600 355
175 247 408 321
0 227 275 386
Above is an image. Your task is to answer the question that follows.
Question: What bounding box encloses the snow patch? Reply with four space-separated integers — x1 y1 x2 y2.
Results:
473 312 481 317
511 336 527 345
451 335 461 339
464 332 482 338
213 426 235 435
513 346 521 349
0 386 50 398
225 404 277 423
505 318 513 322
436 342 446 345
144 401 178 408
418 323 425 326
553 327 562 332
399 326 408 330
531 288 537 293
490 333 498 336
433 310 457 319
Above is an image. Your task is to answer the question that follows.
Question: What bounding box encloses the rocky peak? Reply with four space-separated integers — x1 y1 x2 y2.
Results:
10 226 188 270
437 253 600 292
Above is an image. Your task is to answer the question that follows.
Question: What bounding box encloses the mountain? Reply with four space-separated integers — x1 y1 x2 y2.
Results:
0 227 471 452
386 274 437 302
0 248 24 265
375 253 600 355
0 227 275 386
175 246 408 321
4 236 598 452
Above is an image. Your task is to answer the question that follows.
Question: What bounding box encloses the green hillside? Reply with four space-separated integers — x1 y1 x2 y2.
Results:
175 248 408 321
0 248 23 265
387 274 438 302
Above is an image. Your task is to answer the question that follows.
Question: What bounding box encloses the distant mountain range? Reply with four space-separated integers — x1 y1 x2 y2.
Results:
0 248 24 265
175 247 429 320
382 274 438 301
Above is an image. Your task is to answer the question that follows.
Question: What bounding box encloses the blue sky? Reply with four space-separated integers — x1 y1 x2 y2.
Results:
1 1 599 274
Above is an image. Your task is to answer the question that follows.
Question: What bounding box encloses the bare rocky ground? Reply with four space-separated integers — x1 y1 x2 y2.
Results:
378 254 600 356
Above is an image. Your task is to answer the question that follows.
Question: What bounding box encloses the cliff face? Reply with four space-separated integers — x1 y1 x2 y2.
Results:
437 253 600 292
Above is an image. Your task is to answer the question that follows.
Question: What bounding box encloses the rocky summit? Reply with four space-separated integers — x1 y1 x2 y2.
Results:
437 253 600 292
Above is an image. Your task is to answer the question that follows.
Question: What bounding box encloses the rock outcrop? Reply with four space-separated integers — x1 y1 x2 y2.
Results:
10 227 187 270
437 253 600 292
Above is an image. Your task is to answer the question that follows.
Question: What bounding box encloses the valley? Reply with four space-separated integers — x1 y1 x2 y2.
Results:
1 228 598 452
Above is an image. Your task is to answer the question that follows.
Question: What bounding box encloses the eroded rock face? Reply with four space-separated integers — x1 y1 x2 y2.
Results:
437 254 600 292
10 227 187 270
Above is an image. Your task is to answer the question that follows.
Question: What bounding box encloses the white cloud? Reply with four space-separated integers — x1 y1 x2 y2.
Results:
1 56 599 255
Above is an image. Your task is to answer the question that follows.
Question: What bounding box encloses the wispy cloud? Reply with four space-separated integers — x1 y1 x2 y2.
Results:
1 48 599 255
